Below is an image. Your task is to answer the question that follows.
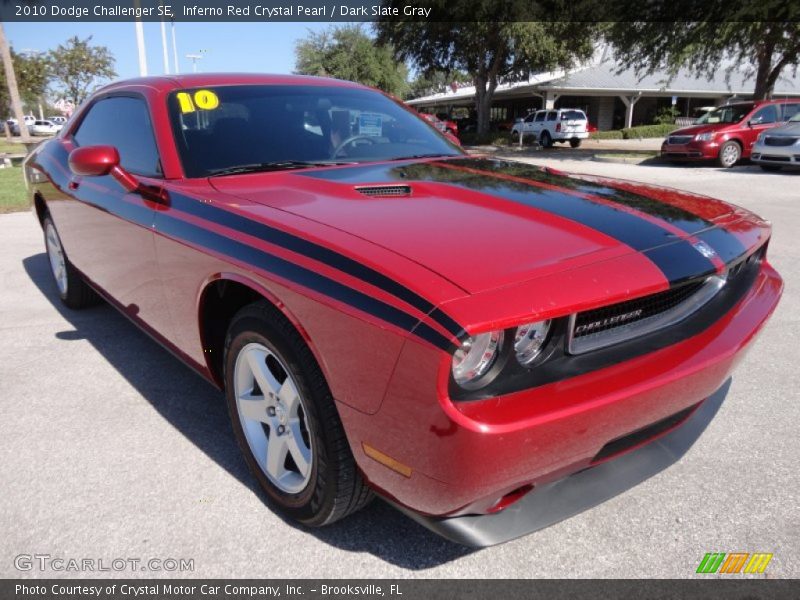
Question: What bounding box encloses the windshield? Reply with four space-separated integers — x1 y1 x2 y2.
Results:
791 112 800 123
168 85 463 177
695 104 754 125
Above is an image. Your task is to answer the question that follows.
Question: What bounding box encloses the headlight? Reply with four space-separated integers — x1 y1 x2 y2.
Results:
756 132 766 143
514 320 551 365
695 132 715 142
452 331 503 387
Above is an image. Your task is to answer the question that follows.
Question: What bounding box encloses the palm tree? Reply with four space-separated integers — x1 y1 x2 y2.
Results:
0 23 31 143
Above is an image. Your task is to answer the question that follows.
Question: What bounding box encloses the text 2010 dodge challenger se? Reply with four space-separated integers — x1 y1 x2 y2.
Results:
24 74 782 546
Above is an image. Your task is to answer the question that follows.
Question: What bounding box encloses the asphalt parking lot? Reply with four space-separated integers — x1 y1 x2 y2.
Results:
0 158 797 579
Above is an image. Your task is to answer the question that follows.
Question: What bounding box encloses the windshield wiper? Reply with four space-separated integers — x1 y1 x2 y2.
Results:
208 160 354 177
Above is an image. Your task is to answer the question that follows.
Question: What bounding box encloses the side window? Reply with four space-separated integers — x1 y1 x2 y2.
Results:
749 105 778 125
524 113 536 123
546 111 557 121
534 112 546 123
73 96 161 177
782 103 800 120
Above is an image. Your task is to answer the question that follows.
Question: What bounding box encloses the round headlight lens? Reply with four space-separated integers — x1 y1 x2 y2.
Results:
452 331 503 387
514 320 551 365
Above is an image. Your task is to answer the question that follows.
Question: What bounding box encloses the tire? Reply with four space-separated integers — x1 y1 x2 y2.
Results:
717 141 741 168
540 130 553 148
569 138 582 148
224 301 372 526
43 216 99 309
759 164 782 172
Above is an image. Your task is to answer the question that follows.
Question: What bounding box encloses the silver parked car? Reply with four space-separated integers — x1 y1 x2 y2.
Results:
752 110 800 171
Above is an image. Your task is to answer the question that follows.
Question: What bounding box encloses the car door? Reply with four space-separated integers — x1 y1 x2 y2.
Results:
531 111 546 135
57 94 174 338
521 112 536 134
742 104 780 154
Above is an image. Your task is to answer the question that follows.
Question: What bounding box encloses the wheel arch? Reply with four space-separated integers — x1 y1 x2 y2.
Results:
196 273 326 389
33 192 48 226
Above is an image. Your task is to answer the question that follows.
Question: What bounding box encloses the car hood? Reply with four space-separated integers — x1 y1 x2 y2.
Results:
210 157 757 295
763 122 800 136
667 123 736 137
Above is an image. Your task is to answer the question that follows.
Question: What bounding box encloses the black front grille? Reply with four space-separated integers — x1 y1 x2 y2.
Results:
573 280 705 339
764 136 799 147
355 185 412 198
760 154 792 162
667 135 693 145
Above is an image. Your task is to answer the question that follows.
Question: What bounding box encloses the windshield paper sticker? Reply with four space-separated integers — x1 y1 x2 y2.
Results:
358 113 382 136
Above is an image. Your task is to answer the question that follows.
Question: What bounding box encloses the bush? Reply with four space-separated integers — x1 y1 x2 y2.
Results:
654 106 680 125
590 130 624 140
590 124 675 140
621 123 676 139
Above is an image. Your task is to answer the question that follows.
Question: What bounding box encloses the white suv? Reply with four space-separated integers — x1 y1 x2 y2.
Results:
511 108 589 148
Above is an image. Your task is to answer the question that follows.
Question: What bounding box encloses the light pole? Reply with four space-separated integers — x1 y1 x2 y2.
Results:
186 52 205 73
159 9 170 74
171 21 179 73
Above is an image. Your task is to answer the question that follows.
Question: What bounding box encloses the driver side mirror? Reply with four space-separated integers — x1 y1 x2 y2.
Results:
68 145 139 192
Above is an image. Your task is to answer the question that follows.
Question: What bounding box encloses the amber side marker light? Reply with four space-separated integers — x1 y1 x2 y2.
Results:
362 442 413 478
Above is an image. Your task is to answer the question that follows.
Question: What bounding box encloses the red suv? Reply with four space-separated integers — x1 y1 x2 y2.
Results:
661 99 800 168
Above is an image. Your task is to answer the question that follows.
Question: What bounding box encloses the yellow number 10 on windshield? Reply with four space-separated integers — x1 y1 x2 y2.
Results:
177 90 219 114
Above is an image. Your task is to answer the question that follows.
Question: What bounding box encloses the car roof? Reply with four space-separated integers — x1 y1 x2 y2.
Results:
95 73 367 94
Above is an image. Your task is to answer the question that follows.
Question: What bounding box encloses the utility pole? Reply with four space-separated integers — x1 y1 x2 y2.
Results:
0 22 30 142
186 52 204 73
160 19 170 74
171 21 179 73
134 20 147 76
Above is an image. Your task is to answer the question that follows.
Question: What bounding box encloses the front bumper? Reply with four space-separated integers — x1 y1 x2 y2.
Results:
340 260 781 534
752 141 800 166
390 379 730 547
661 140 719 160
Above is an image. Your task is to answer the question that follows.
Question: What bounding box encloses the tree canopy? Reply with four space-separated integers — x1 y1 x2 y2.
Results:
48 36 116 106
376 18 599 134
605 20 800 100
295 25 409 98
0 48 50 117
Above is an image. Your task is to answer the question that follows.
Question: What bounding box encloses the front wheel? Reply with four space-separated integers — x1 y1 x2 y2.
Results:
540 131 553 148
224 301 372 526
43 216 98 309
717 141 741 168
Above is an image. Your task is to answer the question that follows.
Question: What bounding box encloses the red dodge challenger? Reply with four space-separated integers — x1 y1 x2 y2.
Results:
24 74 782 547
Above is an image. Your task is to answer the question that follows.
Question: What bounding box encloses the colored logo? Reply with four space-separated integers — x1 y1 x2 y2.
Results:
696 552 773 574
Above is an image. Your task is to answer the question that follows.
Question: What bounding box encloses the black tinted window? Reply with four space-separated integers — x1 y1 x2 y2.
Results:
783 103 800 120
560 110 586 121
750 105 778 125
546 111 557 121
534 112 546 122
74 96 161 177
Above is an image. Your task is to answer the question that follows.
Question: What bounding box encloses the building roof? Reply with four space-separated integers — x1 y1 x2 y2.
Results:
407 58 800 106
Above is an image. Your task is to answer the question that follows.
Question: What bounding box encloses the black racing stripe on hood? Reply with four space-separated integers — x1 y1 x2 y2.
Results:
167 192 465 341
303 160 717 284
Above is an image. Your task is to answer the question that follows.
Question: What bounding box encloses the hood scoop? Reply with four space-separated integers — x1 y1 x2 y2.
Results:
355 184 412 198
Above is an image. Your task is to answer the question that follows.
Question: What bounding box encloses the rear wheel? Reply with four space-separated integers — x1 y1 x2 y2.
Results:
43 216 98 309
759 164 782 172
224 301 372 526
540 131 553 148
569 138 582 148
717 141 741 168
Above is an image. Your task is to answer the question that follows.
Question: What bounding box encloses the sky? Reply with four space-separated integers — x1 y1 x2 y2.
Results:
4 22 333 80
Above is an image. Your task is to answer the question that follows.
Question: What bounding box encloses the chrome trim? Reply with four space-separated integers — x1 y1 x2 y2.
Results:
567 274 726 355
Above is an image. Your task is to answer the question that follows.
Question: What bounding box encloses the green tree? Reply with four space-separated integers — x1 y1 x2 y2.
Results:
49 36 116 106
408 69 470 100
0 49 50 114
295 25 409 97
605 20 800 100
377 15 599 135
